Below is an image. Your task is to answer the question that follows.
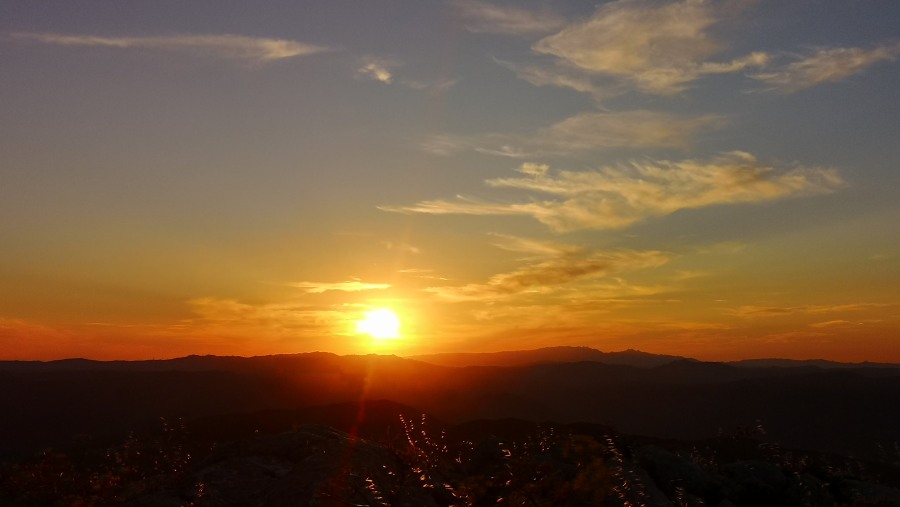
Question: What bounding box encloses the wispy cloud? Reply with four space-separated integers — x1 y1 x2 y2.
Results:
752 44 900 93
287 279 390 293
186 298 355 336
809 320 854 329
396 268 450 282
671 270 712 281
382 241 421 254
532 0 768 95
517 162 549 177
489 233 581 258
730 302 897 318
426 242 669 301
453 0 566 35
386 151 844 232
421 109 722 158
489 250 667 293
14 32 330 62
560 278 672 300
537 110 724 150
397 268 433 274
499 1 896 97
0 317 73 345
382 195 538 220
420 135 471 156
758 330 830 344
494 57 621 102
497 52 770 103
468 294 678 327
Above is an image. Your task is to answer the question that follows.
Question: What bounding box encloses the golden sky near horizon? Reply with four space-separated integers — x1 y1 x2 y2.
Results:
2 0 899 362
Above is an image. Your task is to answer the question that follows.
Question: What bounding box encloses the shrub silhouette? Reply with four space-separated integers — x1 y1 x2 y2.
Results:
3 413 900 506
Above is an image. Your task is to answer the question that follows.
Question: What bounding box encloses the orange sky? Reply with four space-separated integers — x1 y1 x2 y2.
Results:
2 0 899 362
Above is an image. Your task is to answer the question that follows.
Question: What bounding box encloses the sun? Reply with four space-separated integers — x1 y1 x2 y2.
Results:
355 308 401 340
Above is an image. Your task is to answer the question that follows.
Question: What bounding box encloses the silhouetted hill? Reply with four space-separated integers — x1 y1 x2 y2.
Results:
729 357 900 370
1 351 899 465
408 346 687 368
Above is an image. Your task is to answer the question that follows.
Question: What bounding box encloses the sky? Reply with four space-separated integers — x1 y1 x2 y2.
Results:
2 0 899 362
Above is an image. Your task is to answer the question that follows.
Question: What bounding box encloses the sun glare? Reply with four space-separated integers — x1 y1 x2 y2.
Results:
356 308 401 340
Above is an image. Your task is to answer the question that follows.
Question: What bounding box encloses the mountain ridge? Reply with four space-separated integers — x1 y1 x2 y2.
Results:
4 346 899 371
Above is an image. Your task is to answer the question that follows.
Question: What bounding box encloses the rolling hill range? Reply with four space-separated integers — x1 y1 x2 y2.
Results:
2 348 899 463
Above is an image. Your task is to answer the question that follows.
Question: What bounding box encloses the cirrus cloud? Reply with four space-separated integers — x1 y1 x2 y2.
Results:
385 151 844 232
13 32 330 62
420 109 724 159
426 241 669 301
729 302 897 318
288 279 390 293
532 0 769 95
537 110 724 150
453 0 566 36
752 44 900 93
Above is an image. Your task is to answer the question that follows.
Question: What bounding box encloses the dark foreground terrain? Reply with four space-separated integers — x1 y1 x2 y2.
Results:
2 347 899 505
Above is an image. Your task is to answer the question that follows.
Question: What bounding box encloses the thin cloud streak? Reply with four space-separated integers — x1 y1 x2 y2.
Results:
809 320 854 329
386 152 845 232
185 298 358 341
730 302 897 318
495 57 623 102
538 110 724 150
752 44 900 93
14 32 330 62
488 233 580 258
420 110 723 158
468 296 680 327
287 280 391 293
453 0 566 35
